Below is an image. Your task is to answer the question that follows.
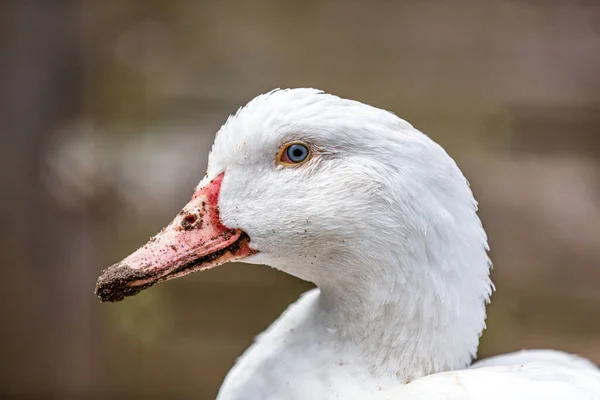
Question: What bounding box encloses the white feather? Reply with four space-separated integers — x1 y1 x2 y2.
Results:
193 89 600 399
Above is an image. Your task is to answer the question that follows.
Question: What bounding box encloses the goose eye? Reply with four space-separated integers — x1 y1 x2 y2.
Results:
278 142 311 165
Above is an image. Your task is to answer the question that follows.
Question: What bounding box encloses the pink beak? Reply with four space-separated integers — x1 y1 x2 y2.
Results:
95 173 255 302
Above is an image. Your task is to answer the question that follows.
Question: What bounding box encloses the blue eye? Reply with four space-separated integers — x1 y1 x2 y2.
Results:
284 143 309 164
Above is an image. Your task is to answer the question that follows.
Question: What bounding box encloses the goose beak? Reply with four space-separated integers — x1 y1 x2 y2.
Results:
95 173 255 302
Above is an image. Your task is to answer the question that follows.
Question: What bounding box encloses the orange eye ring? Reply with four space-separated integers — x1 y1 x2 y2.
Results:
277 142 312 166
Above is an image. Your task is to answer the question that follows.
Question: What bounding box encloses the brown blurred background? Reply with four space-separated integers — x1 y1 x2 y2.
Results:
2 0 600 398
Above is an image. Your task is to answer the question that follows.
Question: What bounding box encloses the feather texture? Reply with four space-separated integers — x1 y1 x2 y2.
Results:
188 88 600 399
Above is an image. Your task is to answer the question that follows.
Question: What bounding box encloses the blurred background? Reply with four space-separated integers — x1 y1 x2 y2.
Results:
2 0 600 398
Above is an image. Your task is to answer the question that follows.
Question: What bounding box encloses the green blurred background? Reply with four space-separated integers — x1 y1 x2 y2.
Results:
2 0 600 398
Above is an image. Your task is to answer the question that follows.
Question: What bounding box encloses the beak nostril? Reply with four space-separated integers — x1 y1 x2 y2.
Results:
180 214 199 230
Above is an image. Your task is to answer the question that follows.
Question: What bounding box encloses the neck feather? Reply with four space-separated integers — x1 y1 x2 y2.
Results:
317 264 489 382
313 192 492 382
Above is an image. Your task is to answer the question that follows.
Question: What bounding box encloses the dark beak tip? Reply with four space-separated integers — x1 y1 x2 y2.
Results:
94 262 152 303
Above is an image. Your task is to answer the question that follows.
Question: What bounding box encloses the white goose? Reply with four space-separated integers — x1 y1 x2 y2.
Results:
96 88 600 399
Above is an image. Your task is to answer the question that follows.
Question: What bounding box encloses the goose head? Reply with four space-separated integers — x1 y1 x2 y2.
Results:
96 88 492 379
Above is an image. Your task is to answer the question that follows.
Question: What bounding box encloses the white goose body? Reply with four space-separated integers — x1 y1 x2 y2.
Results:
219 289 600 399
96 88 600 399
210 89 600 399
